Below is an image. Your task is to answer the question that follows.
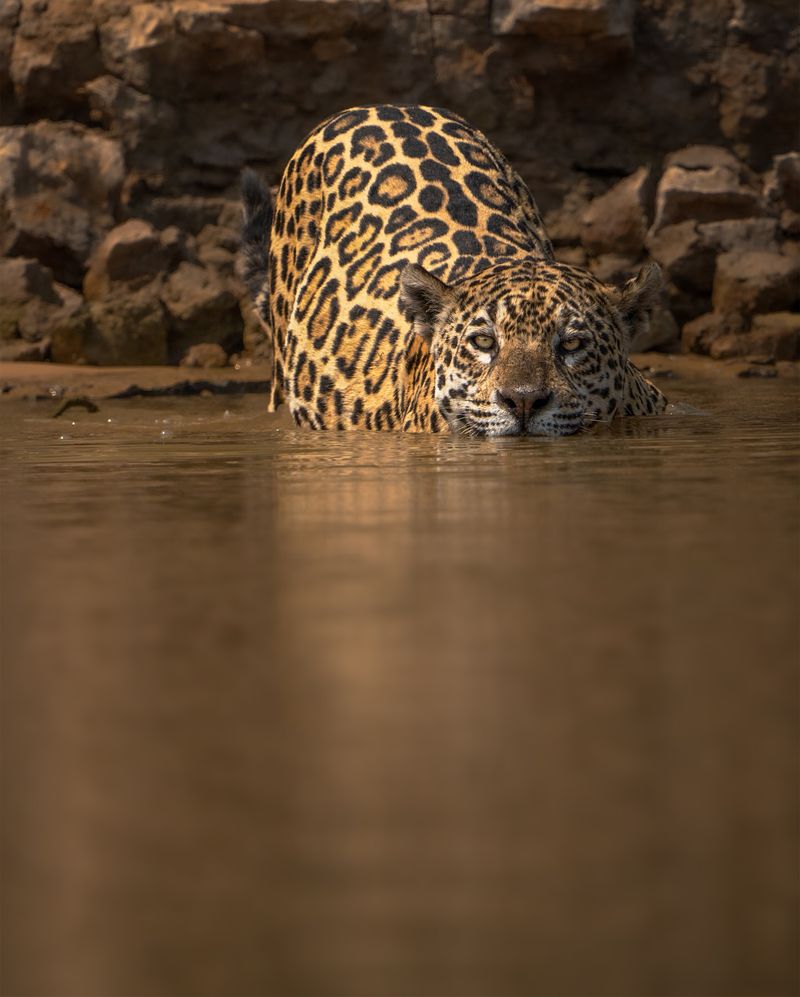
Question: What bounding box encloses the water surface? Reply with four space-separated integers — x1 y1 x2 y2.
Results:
2 369 798 996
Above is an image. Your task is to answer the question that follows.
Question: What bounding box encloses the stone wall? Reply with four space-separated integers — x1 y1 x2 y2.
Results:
1 0 798 365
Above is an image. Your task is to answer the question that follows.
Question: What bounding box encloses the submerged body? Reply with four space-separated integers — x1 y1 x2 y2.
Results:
242 104 667 435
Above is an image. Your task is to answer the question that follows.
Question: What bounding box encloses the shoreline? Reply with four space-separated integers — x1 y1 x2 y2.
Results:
1 354 797 405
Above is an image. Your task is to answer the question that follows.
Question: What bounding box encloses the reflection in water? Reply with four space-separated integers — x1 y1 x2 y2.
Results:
1 373 798 997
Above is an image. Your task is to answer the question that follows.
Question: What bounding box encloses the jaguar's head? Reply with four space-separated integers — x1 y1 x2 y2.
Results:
400 258 666 437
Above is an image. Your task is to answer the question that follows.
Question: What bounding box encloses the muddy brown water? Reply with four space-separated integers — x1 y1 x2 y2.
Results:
1 368 798 997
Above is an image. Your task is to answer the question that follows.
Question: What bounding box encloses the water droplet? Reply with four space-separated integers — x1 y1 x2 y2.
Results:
58 434 70 441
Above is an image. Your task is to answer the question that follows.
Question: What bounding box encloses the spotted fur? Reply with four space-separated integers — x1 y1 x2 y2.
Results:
242 104 668 435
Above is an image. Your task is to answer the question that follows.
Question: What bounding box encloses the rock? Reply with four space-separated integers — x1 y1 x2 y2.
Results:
589 254 638 285
717 41 798 168
11 0 103 112
0 337 50 361
162 262 243 362
712 250 800 318
708 334 750 360
85 286 169 366
696 217 779 254
779 210 800 240
492 0 633 40
631 303 679 353
664 146 744 172
0 257 60 311
543 181 598 247
736 364 778 378
136 195 231 236
196 224 238 279
180 343 229 368
681 312 746 355
646 221 717 293
0 0 797 370
429 0 489 13
764 152 800 213
0 122 124 286
160 226 196 269
84 75 179 168
683 307 800 361
747 312 800 361
83 219 171 300
553 245 588 267
99 2 266 98
0 3 18 101
651 146 763 233
0 259 90 363
49 284 92 365
708 312 800 361
0 257 66 343
581 166 655 256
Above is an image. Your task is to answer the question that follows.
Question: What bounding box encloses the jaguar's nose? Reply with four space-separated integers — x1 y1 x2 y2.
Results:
495 387 554 420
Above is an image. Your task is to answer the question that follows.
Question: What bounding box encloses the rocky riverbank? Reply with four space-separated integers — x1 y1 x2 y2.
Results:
3 353 796 407
1 0 798 367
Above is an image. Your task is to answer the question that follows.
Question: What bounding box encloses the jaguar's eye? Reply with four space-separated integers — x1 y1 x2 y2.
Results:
470 333 497 351
560 337 587 354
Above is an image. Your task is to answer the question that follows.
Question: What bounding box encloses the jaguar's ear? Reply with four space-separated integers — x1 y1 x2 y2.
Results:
399 264 455 343
608 262 663 349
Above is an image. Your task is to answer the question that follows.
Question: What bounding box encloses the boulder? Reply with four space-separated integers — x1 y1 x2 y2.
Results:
195 224 238 279
136 195 232 236
0 257 92 362
49 284 92 365
99 2 265 98
0 338 50 361
0 2 17 101
651 146 763 233
712 250 800 318
646 221 717 293
747 312 800 361
83 220 170 300
0 122 124 286
580 166 654 256
704 316 800 361
630 303 679 353
492 0 633 40
780 210 800 240
681 311 746 355
84 75 179 165
162 262 243 361
543 182 598 247
696 217 779 254
664 146 744 172
85 286 169 366
553 245 588 267
10 0 103 112
589 254 638 284
180 342 229 368
0 257 65 342
764 152 800 213
717 42 798 168
708 334 751 360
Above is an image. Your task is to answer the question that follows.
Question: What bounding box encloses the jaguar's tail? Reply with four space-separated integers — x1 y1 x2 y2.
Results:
239 168 272 300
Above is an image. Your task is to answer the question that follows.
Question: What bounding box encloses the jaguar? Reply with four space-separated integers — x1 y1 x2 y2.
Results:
241 104 668 435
